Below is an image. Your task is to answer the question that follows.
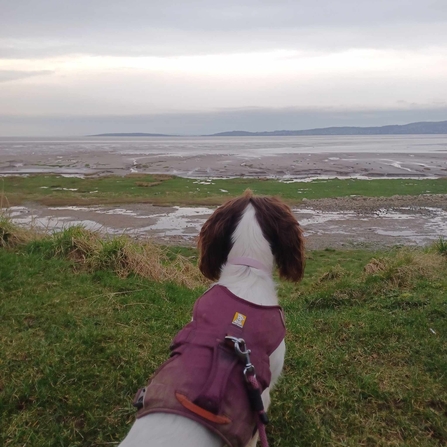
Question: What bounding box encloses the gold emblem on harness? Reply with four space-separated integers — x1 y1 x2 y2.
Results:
232 312 247 328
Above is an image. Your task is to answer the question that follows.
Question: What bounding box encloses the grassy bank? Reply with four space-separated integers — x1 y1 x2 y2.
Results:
1 174 447 207
1 223 447 446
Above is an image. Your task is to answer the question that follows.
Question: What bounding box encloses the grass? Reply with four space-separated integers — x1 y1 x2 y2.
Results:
0 215 40 248
433 238 447 257
1 174 446 207
23 225 206 289
1 223 447 446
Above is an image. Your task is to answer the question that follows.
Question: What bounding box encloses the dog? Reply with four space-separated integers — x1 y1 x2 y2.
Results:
119 191 305 447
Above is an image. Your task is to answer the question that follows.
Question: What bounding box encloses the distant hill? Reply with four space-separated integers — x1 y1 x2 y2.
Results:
90 133 174 137
89 120 447 138
208 120 447 136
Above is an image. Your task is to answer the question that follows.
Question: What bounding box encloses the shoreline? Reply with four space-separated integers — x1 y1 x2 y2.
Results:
1 137 446 249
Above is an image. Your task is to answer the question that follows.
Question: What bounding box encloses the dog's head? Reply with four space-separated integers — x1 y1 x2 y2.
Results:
198 190 305 282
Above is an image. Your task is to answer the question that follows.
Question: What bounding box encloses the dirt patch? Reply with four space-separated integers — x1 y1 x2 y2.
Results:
302 194 447 213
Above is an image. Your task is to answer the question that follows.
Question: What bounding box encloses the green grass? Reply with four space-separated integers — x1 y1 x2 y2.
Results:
1 174 446 207
434 238 447 257
1 228 447 446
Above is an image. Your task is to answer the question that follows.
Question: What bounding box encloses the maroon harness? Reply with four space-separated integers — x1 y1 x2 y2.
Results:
134 285 286 447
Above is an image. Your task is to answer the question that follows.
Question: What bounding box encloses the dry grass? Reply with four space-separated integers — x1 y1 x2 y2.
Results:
317 264 348 283
0 214 42 248
0 216 208 288
363 249 445 288
55 228 208 288
0 183 9 209
135 181 162 187
91 237 208 288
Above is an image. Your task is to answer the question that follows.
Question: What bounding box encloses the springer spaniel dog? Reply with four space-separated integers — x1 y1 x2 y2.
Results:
119 190 305 447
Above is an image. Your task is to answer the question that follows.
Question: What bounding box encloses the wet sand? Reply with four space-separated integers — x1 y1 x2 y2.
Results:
1 150 447 179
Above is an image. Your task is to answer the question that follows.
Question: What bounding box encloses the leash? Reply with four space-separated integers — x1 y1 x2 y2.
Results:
225 336 270 447
247 374 269 447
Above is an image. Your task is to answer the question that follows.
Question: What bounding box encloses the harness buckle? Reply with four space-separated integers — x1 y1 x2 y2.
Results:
132 387 146 410
224 336 256 380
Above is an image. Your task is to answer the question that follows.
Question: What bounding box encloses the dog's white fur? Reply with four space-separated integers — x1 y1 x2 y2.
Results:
119 203 294 447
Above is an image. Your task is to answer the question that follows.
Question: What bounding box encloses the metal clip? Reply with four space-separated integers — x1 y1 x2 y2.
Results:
225 336 256 380
132 387 146 410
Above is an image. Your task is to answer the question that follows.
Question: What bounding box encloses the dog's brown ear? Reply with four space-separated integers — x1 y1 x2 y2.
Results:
198 196 250 281
252 197 305 282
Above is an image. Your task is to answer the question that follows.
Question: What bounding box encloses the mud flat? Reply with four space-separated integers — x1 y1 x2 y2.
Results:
2 151 447 180
1 135 447 179
5 194 447 250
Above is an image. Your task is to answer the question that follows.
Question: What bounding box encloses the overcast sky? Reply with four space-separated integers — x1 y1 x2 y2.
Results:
1 0 447 136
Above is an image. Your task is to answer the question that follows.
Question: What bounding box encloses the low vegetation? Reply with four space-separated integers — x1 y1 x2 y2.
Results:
1 174 446 206
24 225 207 289
1 221 446 446
434 237 447 257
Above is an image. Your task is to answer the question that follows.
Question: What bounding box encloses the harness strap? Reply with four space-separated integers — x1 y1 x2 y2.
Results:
175 393 231 424
170 328 221 351
193 344 239 415
171 329 271 389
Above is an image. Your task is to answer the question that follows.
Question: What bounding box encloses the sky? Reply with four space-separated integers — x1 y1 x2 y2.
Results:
1 0 447 136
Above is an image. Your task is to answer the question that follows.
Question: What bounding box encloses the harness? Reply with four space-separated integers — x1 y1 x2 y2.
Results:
133 285 285 447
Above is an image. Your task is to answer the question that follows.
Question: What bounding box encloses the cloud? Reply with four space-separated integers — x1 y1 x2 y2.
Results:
1 1 447 58
0 70 54 82
1 47 446 118
3 0 446 35
1 0 446 135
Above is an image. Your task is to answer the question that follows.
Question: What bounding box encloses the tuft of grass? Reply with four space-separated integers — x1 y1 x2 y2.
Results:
317 264 347 283
135 181 162 187
2 220 208 289
433 237 447 257
364 249 445 288
93 237 207 288
0 219 207 288
0 215 39 248
51 225 102 261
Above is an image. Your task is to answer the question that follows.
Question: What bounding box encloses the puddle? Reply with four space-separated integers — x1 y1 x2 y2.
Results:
8 213 117 234
3 205 212 241
280 175 440 183
295 208 358 226
373 209 414 219
139 207 212 237
379 159 414 172
48 187 79 191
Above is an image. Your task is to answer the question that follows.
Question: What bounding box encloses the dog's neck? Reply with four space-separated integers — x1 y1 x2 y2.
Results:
217 204 277 306
218 266 277 306
226 256 271 275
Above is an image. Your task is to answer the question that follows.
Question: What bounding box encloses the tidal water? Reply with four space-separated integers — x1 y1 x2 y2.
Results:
1 134 447 157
